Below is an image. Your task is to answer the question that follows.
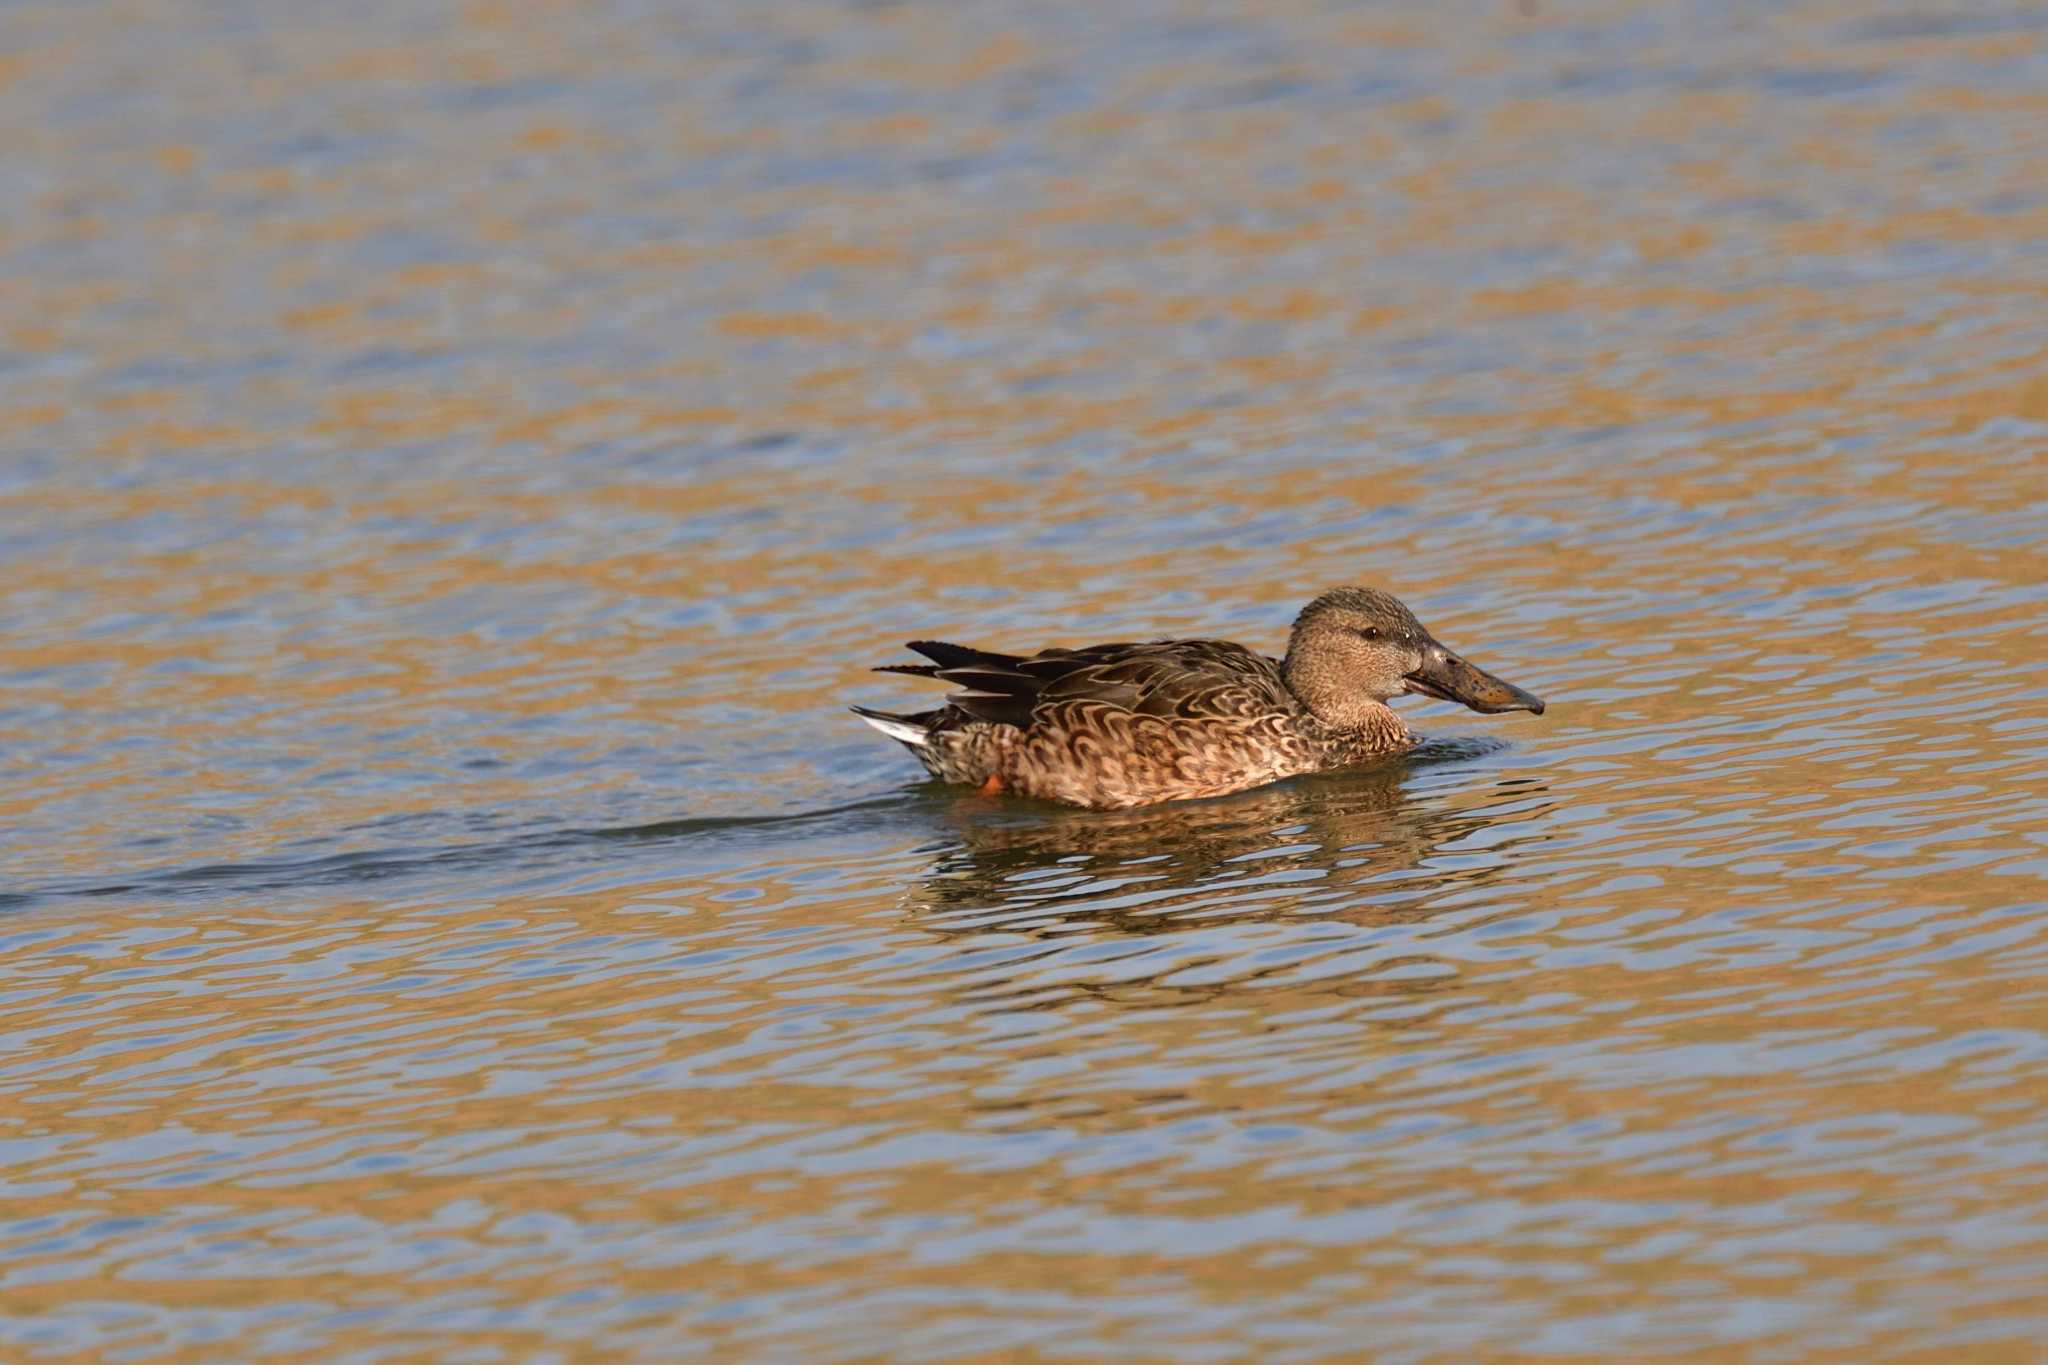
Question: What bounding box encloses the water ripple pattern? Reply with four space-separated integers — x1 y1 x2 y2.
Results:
2 0 2046 1359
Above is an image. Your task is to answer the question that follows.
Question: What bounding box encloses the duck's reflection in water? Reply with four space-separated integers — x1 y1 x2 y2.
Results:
900 741 1554 1011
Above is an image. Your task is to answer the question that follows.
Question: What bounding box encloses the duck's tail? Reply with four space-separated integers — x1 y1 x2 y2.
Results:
853 702 1011 789
849 705 935 749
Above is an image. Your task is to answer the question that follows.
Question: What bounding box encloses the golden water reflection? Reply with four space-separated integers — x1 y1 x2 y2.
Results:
2 0 2047 1358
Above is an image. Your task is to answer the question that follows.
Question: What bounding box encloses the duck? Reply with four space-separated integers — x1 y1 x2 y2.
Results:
852 586 1544 809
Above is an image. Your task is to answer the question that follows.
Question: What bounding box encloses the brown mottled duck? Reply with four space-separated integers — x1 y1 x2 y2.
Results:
852 586 1544 809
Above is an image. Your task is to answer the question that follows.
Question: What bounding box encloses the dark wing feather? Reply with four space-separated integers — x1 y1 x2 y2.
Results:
878 637 1295 730
905 640 1024 672
1035 640 1294 721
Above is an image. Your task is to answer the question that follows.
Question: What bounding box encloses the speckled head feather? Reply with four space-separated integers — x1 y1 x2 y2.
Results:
1284 586 1431 727
1290 586 1424 636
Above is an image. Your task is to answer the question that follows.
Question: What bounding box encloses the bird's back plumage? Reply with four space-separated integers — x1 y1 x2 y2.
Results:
855 638 1335 807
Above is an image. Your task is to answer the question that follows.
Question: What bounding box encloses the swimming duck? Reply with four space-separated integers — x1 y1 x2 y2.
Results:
853 586 1543 809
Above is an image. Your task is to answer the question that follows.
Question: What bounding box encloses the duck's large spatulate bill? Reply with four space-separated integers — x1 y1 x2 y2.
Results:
1403 642 1544 715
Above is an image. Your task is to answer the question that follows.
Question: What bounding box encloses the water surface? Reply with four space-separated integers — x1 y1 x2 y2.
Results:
3 0 2047 1358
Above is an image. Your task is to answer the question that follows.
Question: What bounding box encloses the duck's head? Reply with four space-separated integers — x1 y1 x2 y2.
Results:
1282 586 1545 728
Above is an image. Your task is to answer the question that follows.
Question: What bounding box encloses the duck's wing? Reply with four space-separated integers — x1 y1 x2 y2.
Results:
886 638 1293 729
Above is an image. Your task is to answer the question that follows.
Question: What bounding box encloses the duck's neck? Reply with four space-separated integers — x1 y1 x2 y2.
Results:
1301 699 1412 755
1277 650 1409 736
1282 657 1412 753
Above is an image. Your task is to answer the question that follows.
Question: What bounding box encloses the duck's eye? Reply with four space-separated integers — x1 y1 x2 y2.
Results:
1361 626 1381 641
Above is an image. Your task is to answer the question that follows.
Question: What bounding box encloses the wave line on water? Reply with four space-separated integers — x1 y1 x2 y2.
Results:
3 736 1513 912
2 794 924 911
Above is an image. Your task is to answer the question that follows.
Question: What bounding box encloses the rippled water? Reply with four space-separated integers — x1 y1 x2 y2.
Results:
4 0 2048 1358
